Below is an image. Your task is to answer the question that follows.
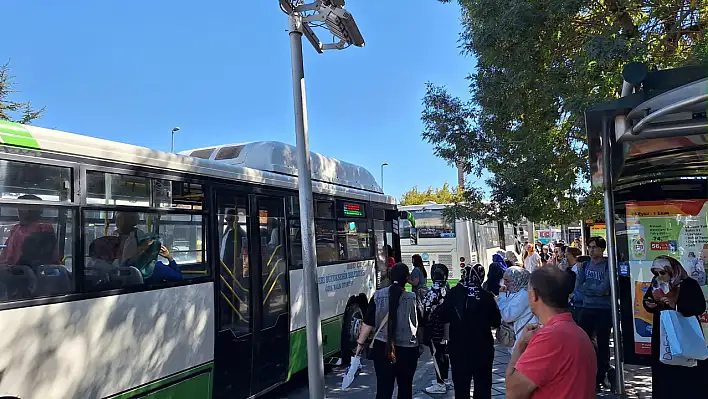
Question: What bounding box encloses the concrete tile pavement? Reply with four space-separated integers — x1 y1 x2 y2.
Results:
271 343 652 398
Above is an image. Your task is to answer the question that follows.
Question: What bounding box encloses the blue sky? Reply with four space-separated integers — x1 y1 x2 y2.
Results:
3 0 478 200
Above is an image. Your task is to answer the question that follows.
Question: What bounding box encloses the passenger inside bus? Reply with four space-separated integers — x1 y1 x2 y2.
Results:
17 231 60 268
85 236 121 289
144 245 183 285
14 231 72 297
87 236 121 273
0 195 60 266
114 211 146 265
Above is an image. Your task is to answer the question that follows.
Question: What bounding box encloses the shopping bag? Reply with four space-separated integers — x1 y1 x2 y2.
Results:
659 312 698 367
661 310 708 361
341 355 362 390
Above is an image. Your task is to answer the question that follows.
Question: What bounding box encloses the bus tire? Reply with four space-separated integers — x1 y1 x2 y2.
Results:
340 301 363 366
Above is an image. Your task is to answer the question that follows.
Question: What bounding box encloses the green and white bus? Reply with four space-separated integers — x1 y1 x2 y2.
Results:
0 121 400 399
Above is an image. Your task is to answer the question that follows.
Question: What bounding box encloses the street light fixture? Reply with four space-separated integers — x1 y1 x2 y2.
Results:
381 162 388 192
279 1 365 398
171 127 180 153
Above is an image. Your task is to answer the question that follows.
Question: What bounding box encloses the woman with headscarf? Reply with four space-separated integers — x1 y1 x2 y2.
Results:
356 263 421 399
497 266 538 353
483 253 507 296
642 255 706 398
438 264 501 399
423 264 453 394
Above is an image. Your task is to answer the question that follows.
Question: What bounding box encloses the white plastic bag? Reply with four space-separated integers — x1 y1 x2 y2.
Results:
341 355 362 390
659 311 698 367
661 310 708 360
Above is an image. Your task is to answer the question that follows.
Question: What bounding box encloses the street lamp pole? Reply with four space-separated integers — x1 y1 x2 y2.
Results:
280 2 365 398
171 127 180 153
287 14 326 399
380 162 388 191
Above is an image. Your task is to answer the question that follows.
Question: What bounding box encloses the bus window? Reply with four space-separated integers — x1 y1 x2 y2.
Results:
258 197 288 329
287 197 339 267
337 220 372 261
87 172 150 206
0 203 75 302
217 196 250 336
412 209 455 238
157 214 206 268
0 159 72 202
287 219 339 266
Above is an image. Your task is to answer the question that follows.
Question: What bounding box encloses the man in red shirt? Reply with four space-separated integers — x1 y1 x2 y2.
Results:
505 266 596 399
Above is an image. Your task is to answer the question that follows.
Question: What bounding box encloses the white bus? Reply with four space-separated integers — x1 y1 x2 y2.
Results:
398 203 524 283
0 121 400 399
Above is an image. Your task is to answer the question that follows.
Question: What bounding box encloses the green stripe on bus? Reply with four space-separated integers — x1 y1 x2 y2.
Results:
287 316 343 380
0 120 40 149
107 362 213 399
406 279 460 292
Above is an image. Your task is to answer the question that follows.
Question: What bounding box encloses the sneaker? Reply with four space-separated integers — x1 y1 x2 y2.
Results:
424 382 447 394
430 378 453 388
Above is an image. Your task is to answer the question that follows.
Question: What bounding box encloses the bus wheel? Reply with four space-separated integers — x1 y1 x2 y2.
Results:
341 302 363 366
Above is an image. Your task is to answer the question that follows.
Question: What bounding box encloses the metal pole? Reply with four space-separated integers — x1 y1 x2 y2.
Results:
288 13 325 399
601 117 626 395
171 131 174 153
380 164 385 191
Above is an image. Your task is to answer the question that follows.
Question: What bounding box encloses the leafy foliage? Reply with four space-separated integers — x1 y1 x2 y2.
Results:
0 62 45 124
427 0 706 224
399 182 463 206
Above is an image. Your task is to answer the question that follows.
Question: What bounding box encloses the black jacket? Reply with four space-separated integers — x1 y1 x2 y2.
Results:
438 284 501 358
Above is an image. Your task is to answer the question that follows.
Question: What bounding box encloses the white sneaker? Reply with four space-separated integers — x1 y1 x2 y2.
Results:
425 382 447 394
430 378 454 388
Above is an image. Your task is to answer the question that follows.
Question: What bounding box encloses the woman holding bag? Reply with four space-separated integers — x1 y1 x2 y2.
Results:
355 263 421 399
497 266 538 353
642 255 707 398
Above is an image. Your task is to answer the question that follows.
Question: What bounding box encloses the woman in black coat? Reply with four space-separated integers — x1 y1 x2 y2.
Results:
439 264 501 399
642 255 707 398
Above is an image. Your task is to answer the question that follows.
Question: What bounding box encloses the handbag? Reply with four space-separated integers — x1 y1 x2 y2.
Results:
366 313 388 360
497 323 516 347
659 312 697 367
661 310 708 361
496 312 534 348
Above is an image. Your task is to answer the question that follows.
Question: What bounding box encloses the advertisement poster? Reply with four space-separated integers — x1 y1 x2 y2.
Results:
626 200 708 355
536 229 560 245
589 224 608 256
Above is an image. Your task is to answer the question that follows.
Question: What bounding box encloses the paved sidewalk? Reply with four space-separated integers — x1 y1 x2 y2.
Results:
277 344 653 398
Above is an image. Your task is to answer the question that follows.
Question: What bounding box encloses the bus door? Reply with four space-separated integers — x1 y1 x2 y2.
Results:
250 195 289 393
386 209 401 261
213 192 253 399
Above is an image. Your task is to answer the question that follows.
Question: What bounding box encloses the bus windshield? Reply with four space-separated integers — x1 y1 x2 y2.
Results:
409 209 455 239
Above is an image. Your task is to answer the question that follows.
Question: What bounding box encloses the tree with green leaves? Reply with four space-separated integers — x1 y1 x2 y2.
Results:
0 62 45 124
400 182 463 206
425 0 706 225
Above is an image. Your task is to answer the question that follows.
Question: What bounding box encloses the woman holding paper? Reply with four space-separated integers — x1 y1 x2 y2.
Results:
354 263 421 399
642 255 707 398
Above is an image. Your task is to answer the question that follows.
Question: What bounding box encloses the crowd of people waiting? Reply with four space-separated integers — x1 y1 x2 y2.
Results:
353 236 707 399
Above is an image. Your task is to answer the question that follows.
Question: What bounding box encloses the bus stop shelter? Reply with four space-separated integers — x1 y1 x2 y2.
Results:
584 63 707 395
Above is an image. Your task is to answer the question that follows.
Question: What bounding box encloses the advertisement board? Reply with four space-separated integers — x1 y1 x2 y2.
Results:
626 200 708 355
589 223 608 256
